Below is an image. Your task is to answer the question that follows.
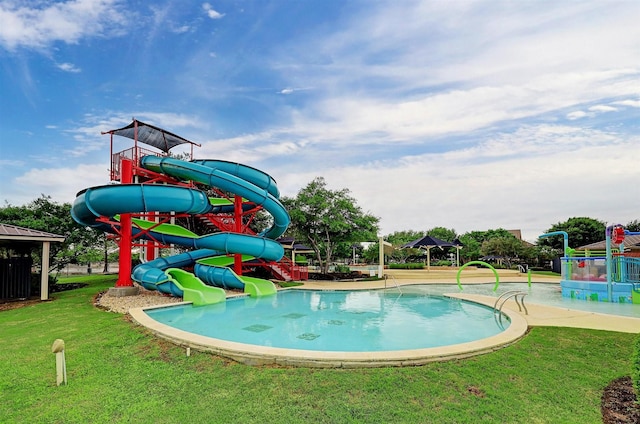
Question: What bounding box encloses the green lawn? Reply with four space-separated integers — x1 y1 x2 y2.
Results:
0 275 634 423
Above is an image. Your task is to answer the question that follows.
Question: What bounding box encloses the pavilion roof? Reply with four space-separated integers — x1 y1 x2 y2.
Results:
104 119 200 153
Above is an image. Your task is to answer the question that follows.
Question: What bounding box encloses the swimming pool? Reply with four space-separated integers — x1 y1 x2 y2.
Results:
131 289 528 367
145 290 508 351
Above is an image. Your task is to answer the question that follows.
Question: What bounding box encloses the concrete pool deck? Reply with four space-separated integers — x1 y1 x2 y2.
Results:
128 268 640 367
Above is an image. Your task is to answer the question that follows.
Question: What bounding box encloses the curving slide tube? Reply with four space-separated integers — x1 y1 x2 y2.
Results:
71 156 290 304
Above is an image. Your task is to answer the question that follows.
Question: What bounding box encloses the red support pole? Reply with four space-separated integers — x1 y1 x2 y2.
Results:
233 195 243 275
145 211 157 262
116 158 134 287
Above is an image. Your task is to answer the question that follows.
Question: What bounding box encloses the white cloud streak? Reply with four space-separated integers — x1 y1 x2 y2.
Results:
202 3 224 20
56 62 81 72
0 0 127 50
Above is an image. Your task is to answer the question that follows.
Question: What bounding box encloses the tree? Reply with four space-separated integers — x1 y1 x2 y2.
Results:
480 236 523 268
458 229 515 262
361 242 380 264
0 195 105 274
385 230 423 263
282 177 379 273
538 217 606 250
427 227 457 242
626 220 640 233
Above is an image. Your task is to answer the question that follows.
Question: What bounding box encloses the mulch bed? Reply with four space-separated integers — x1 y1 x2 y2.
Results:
601 376 640 423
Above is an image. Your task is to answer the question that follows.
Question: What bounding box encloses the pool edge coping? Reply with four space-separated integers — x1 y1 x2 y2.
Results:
128 292 529 368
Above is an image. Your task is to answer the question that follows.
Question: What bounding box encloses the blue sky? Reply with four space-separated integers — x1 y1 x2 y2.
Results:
1 0 639 242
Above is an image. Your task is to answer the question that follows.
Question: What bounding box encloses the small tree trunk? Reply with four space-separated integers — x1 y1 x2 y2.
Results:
323 242 334 274
314 249 325 273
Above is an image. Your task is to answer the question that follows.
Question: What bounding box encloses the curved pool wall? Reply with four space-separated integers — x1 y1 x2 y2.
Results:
129 290 528 368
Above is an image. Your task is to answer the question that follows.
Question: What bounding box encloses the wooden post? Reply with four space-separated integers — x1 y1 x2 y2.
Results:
40 242 51 301
51 339 67 386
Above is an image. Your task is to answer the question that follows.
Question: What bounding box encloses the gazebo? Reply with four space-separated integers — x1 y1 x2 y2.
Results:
401 235 462 270
0 224 65 301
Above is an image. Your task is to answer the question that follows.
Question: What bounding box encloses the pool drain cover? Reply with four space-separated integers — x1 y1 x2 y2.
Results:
297 333 320 341
282 313 306 319
243 324 273 333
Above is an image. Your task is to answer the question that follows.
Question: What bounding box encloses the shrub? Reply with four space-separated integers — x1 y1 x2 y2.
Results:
333 264 350 273
30 273 58 296
388 263 424 270
278 281 304 288
433 260 452 267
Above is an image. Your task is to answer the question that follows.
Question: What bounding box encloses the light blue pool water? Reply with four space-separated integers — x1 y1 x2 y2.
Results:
145 289 508 352
407 283 640 318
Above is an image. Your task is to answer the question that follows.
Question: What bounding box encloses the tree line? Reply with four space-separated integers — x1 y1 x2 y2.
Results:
2 180 638 275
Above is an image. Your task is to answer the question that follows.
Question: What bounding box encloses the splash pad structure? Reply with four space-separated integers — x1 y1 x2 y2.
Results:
541 226 640 303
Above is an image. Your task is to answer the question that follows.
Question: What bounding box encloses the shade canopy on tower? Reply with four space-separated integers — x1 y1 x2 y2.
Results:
103 119 200 153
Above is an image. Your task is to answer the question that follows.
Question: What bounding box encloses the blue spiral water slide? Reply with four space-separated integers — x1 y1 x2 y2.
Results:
71 156 290 304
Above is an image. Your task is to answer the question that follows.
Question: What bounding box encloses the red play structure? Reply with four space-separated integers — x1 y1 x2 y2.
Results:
103 119 307 288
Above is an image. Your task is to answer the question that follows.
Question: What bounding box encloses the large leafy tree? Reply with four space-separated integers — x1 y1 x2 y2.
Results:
427 227 457 242
480 236 523 268
458 228 516 262
0 195 106 273
282 177 379 273
538 217 606 250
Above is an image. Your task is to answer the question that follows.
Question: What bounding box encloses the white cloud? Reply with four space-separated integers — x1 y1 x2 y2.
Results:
0 0 127 50
202 3 224 20
173 25 190 34
588 105 617 113
56 62 81 73
566 110 589 120
0 158 24 167
612 99 640 108
7 163 111 206
275 126 639 242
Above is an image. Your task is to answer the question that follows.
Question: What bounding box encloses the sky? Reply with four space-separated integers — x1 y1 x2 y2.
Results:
0 0 639 243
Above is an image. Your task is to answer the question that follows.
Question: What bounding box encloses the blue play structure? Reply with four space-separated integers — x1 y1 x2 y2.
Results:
540 226 640 303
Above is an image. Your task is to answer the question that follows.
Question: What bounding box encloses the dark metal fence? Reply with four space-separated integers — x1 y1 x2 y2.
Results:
0 257 33 300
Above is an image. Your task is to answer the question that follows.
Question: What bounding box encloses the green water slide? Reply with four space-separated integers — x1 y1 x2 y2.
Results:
195 255 278 297
164 268 226 306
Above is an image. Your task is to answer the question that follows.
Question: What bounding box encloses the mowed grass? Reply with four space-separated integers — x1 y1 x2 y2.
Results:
0 275 634 423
